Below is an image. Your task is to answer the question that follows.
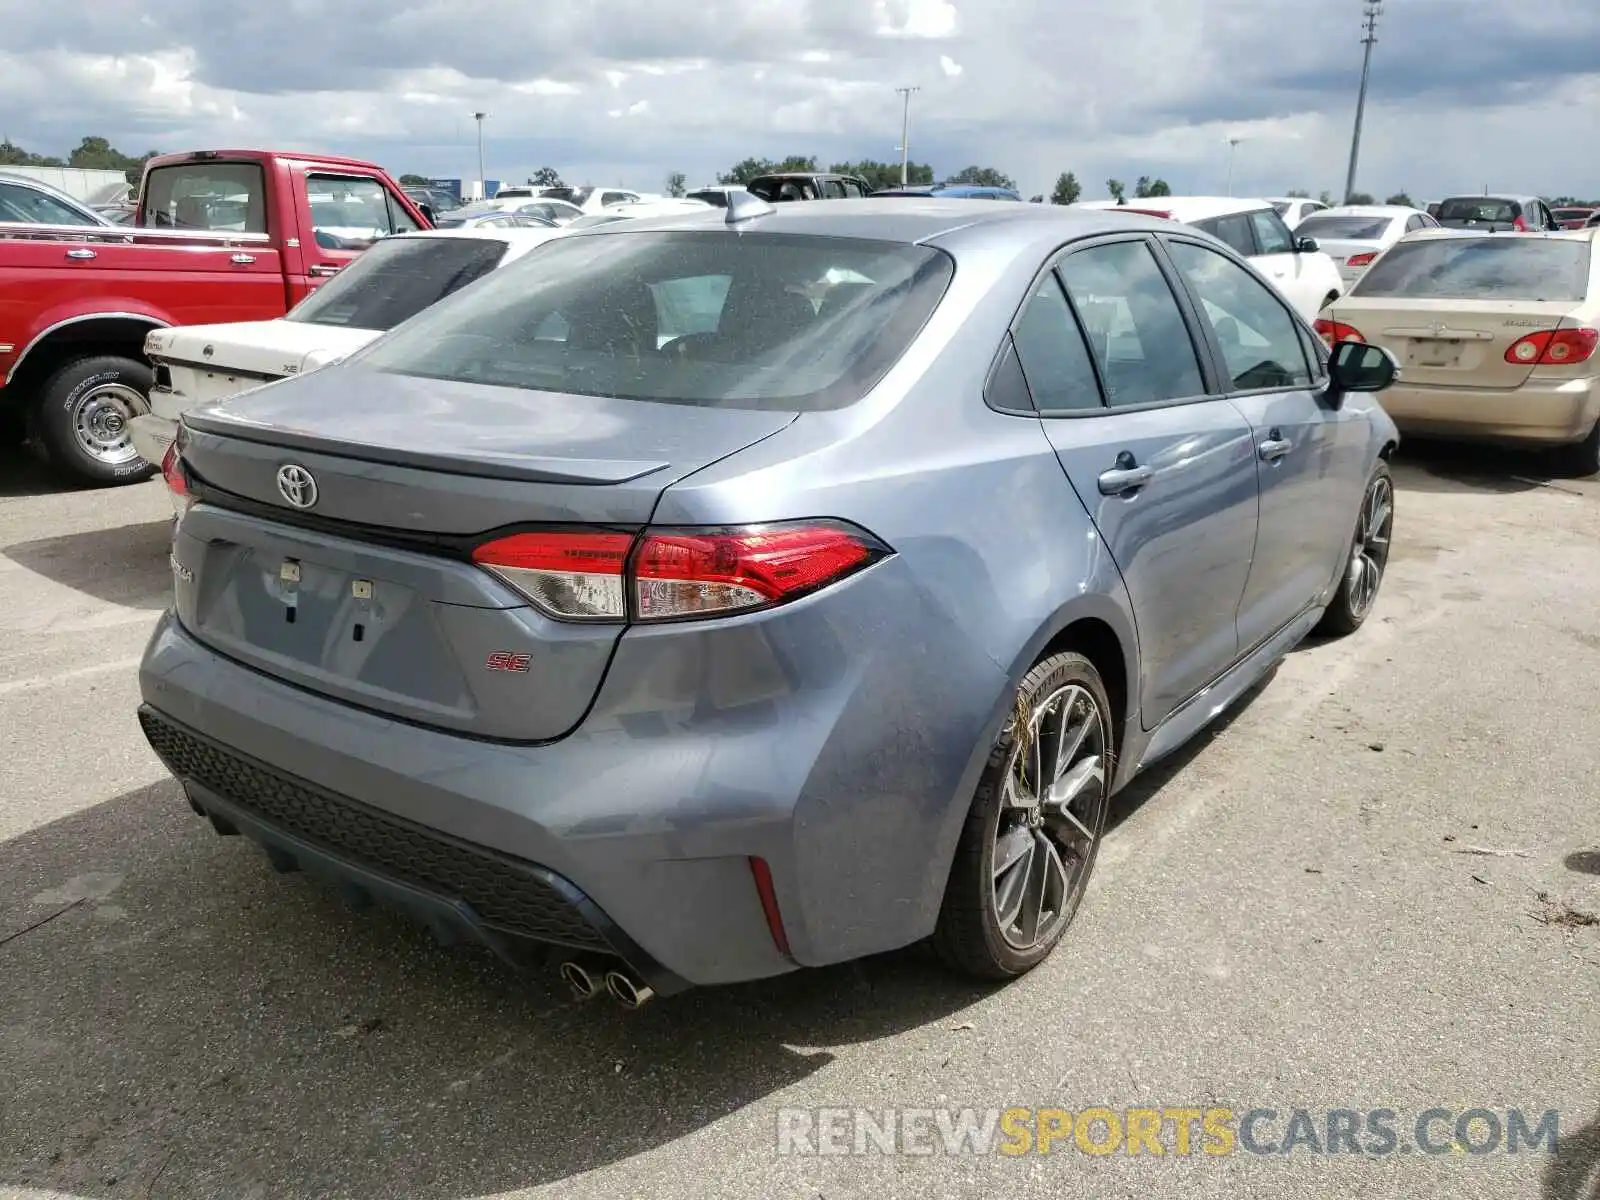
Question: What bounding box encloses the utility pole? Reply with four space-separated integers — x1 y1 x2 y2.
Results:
1342 2 1382 204
473 111 489 200
895 86 920 186
1226 137 1242 196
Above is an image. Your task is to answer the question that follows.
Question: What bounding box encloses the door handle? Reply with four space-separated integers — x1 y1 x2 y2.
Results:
1098 463 1155 495
66 248 97 260
1259 430 1292 461
309 264 341 277
231 252 256 265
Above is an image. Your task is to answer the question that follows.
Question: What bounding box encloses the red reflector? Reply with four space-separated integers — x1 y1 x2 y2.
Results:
472 530 632 621
1346 252 1377 267
633 523 879 621
749 857 792 957
1314 318 1365 348
1504 328 1599 366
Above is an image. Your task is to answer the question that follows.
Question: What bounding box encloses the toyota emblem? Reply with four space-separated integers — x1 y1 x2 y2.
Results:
276 464 318 509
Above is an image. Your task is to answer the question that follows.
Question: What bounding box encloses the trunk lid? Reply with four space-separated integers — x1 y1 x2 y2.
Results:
147 320 378 416
1313 237 1386 268
1330 298 1581 389
174 364 797 741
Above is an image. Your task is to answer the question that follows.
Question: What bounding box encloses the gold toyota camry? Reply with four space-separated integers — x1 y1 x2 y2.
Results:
1317 226 1600 475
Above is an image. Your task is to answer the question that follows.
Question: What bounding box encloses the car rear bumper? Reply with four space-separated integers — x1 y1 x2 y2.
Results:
1378 375 1600 445
128 413 177 468
137 571 1008 986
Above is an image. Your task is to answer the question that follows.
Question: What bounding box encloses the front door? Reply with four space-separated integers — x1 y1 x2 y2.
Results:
1016 236 1261 728
296 170 420 284
1162 236 1360 649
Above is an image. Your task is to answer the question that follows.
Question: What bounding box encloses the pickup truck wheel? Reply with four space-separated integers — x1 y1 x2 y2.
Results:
35 355 157 485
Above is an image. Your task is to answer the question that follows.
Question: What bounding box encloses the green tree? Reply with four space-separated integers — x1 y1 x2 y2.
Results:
1050 171 1081 205
666 171 686 198
1317 190 1334 206
718 155 818 185
1384 191 1413 207
1106 178 1127 203
529 166 563 188
399 173 429 186
830 160 933 191
1284 188 1311 198
1028 194 1044 203
1347 191 1375 205
943 165 1017 190
1134 176 1171 198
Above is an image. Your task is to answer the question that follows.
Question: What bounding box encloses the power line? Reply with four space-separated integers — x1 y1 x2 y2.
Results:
895 86 921 187
1342 1 1382 203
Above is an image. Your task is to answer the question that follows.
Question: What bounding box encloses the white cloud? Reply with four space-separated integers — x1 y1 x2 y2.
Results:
939 55 962 77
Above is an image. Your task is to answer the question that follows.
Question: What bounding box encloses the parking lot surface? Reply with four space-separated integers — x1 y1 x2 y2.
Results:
1 443 1596 1200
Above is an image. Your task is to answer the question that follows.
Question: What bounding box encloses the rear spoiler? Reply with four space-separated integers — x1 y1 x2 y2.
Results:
0 220 270 247
1111 207 1175 219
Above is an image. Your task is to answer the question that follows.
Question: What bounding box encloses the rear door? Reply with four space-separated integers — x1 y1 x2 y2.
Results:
1019 235 1260 727
1162 236 1363 648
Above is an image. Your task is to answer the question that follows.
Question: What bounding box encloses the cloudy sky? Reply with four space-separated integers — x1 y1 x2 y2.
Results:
3 0 1599 201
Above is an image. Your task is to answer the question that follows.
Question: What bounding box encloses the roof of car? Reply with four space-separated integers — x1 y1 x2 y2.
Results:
1073 196 1277 221
1306 205 1417 218
559 196 1180 249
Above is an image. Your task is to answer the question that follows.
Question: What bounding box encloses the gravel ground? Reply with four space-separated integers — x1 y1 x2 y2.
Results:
0 440 1596 1200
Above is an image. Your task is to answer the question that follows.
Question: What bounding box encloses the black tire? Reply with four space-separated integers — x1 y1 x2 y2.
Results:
1317 460 1394 636
1557 418 1600 478
933 651 1114 980
0 405 22 448
33 354 157 486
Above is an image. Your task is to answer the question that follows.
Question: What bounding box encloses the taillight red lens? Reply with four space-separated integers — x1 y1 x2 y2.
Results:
1504 327 1599 366
1314 319 1365 347
471 522 887 623
1345 252 1377 267
472 530 632 620
160 443 187 497
634 522 882 621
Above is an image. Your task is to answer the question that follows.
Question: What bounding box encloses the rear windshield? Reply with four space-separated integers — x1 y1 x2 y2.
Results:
1295 213 1395 241
359 230 954 411
1436 197 1518 224
1269 200 1290 216
142 162 266 233
1351 237 1591 302
287 236 508 331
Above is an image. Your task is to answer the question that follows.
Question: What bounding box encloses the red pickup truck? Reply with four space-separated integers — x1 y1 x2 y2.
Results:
0 148 430 484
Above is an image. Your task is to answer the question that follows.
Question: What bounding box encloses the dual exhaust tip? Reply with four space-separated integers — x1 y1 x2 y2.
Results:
559 958 655 1010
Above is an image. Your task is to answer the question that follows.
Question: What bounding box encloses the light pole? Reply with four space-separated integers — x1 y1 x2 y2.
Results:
1343 2 1382 203
473 111 489 200
1226 137 1242 196
895 86 920 186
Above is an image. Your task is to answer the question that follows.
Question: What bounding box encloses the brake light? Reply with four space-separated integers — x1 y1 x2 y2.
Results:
471 521 888 623
1314 319 1365 347
1504 327 1599 366
472 530 632 620
160 443 193 518
1345 252 1377 267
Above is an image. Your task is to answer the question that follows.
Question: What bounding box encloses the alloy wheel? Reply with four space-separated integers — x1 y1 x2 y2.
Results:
1345 473 1393 620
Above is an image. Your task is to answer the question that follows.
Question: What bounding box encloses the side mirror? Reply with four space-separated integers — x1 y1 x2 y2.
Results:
1296 235 1319 253
1327 340 1398 406
418 203 436 225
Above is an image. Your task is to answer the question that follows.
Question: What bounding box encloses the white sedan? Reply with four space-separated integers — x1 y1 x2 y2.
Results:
1292 205 1442 286
129 227 566 470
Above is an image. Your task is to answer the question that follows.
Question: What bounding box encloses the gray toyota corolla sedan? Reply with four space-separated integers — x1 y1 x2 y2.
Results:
141 197 1400 1006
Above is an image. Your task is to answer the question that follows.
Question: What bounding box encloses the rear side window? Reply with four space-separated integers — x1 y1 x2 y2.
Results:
1352 238 1591 302
360 231 954 411
142 161 267 232
1056 240 1205 407
286 236 508 331
1201 213 1255 257
1011 276 1103 413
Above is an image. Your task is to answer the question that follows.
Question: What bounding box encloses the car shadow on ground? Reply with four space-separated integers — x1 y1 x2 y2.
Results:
1542 1108 1600 1199
0 444 97 498
0 780 996 1199
4 518 174 609
1391 438 1594 496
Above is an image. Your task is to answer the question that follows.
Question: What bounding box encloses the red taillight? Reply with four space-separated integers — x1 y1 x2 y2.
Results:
1314 319 1366 348
471 530 633 621
1345 252 1377 267
471 521 886 623
1504 327 1599 366
160 443 193 518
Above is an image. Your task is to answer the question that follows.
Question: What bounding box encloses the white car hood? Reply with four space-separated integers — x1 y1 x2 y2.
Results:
147 319 379 380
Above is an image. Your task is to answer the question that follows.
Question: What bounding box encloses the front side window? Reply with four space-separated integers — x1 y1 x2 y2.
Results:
1351 238 1590 302
1166 240 1312 391
0 181 94 225
308 174 399 251
141 161 267 232
286 236 509 331
1056 240 1205 407
359 231 953 411
1248 208 1295 254
1011 275 1104 414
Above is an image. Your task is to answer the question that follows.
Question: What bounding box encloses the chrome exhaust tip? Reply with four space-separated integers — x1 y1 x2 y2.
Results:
558 959 602 1001
604 969 655 1010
